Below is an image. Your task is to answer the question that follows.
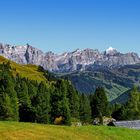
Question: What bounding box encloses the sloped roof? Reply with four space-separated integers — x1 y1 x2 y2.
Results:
113 120 140 129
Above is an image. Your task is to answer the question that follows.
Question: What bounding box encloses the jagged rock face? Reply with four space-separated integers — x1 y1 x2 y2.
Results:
96 52 140 67
55 49 102 72
0 44 28 64
0 43 140 72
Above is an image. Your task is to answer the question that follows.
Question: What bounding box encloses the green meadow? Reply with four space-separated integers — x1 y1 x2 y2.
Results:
0 121 140 140
0 56 46 82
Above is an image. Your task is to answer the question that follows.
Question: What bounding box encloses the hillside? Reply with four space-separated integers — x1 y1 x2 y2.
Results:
1 55 140 101
0 56 46 82
62 64 140 101
0 121 140 140
111 90 131 104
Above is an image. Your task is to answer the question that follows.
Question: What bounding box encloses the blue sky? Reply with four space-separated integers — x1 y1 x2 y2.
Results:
0 0 140 54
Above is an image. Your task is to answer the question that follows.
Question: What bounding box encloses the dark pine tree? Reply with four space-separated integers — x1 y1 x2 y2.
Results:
0 62 19 121
34 82 50 124
79 93 91 123
0 86 14 120
16 79 31 122
91 87 109 124
50 80 71 125
67 82 80 119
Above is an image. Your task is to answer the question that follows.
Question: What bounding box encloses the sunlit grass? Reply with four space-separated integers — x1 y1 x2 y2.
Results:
0 56 46 82
0 121 140 140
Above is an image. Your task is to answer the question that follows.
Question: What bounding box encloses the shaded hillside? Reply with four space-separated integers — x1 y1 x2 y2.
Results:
111 86 140 104
62 64 140 101
111 90 131 104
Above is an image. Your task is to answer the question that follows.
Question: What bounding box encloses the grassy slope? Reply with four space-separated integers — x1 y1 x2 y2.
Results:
0 56 46 82
0 121 140 140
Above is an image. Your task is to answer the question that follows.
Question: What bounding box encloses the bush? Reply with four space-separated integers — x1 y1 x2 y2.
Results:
54 116 63 125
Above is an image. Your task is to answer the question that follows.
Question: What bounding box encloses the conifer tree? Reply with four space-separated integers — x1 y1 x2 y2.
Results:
16 80 31 122
91 87 109 123
67 83 80 119
0 63 19 121
79 94 91 123
28 81 38 101
0 86 13 120
35 82 50 124
50 80 71 125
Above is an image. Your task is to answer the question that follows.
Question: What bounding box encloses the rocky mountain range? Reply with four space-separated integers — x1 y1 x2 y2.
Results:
0 43 140 101
0 43 140 73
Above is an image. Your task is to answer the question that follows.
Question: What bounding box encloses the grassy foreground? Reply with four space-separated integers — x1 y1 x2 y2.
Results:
0 121 140 140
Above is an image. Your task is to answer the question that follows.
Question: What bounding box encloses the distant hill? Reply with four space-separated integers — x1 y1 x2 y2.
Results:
61 64 140 101
111 86 140 104
111 90 131 104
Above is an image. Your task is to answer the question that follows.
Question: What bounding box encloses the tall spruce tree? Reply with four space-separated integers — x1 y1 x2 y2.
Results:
34 82 50 124
91 87 109 124
0 62 19 121
67 82 80 119
4 76 19 121
16 79 31 122
50 80 71 125
79 94 91 123
0 86 13 120
50 88 61 123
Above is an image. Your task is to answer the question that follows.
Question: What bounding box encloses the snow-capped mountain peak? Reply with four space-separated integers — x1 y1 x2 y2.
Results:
105 47 118 55
0 43 140 72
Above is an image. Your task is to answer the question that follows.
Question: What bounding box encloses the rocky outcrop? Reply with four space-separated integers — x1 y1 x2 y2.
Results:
0 43 140 72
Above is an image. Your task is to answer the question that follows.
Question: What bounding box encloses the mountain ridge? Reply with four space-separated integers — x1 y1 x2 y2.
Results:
0 43 140 73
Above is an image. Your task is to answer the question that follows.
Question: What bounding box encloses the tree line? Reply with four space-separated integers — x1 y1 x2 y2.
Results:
0 62 139 125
